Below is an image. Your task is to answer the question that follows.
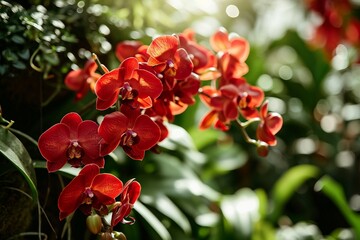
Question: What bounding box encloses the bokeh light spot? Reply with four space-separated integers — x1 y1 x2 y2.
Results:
279 65 293 80
226 5 239 18
257 74 273 91
320 114 339 133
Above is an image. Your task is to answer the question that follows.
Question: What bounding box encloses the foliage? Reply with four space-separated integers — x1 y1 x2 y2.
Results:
1 0 360 240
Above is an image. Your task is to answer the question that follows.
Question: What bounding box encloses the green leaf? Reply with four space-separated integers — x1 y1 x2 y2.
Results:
2 48 18 61
315 176 360 238
144 194 191 234
33 161 80 178
18 48 30 60
276 222 323 240
252 220 276 240
11 35 25 44
134 201 171 240
12 60 26 70
0 127 37 201
159 123 196 151
204 142 247 176
43 51 59 66
255 189 268 220
270 164 320 222
220 188 260 238
188 127 220 150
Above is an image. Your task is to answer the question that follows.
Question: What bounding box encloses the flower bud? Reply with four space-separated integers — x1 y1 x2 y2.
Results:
100 232 113 240
114 231 127 240
86 214 102 235
256 141 269 157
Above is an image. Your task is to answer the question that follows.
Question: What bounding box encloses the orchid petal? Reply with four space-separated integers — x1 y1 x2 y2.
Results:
210 29 229 52
136 69 163 99
38 123 70 172
229 37 250 62
91 173 123 204
199 110 217 130
266 113 283 134
174 48 193 79
64 69 84 91
95 68 121 101
58 164 100 220
147 35 179 62
60 112 82 135
132 115 161 150
123 145 145 160
78 120 101 159
98 112 128 143
120 57 139 80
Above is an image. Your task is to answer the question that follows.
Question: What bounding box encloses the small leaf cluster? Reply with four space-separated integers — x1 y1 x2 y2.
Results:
0 1 77 78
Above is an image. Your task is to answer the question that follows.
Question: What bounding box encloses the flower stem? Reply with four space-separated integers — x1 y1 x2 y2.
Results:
235 118 257 145
92 53 108 75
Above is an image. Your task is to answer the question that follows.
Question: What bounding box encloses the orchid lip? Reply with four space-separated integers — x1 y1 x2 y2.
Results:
83 187 95 205
67 141 84 159
167 60 175 68
120 129 139 147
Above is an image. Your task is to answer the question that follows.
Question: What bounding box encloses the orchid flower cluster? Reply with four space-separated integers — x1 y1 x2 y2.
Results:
37 27 283 239
306 0 360 60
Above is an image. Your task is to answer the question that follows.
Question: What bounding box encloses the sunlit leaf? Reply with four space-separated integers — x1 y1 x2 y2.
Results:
270 164 320 222
143 194 192 234
315 176 360 238
0 127 37 201
188 127 220 150
255 189 268 220
134 201 171 240
220 188 260 238
33 161 80 178
276 222 323 240
204 142 247 176
252 220 276 240
159 123 196 150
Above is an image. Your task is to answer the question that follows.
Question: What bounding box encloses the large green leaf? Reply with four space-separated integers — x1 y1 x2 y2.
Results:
134 201 171 240
315 176 360 238
220 188 260 239
145 194 192 234
0 127 37 201
270 164 320 222
33 161 81 178
276 222 323 240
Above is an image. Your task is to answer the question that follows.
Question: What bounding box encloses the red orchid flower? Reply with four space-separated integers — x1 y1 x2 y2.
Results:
147 35 193 81
199 85 240 131
64 59 101 101
38 112 104 172
256 101 283 146
98 109 161 160
305 0 353 58
95 57 163 110
115 40 143 62
179 29 219 80
164 72 201 116
346 19 360 46
218 52 249 83
111 178 141 226
229 78 264 119
58 164 123 220
210 28 250 62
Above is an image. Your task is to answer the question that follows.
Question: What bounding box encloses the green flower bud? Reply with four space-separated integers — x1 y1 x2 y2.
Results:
86 214 102 235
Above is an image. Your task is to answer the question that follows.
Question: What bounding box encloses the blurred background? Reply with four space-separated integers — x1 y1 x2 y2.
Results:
1 0 360 239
